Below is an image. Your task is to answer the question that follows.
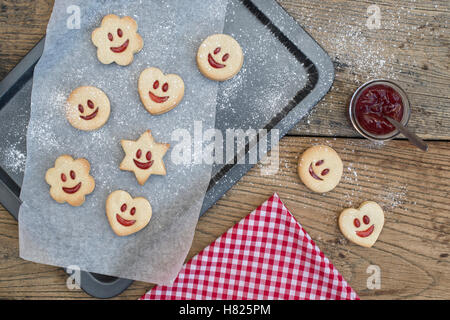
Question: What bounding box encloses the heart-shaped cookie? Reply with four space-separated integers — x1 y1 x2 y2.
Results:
338 201 384 248
106 190 152 236
138 67 185 115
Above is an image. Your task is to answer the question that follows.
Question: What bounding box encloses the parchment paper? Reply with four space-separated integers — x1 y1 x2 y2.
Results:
19 0 228 284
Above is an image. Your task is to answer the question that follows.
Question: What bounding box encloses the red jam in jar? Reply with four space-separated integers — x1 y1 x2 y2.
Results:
354 84 404 136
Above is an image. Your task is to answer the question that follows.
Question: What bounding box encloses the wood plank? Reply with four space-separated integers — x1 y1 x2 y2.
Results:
279 0 450 139
0 0 52 77
195 137 450 300
0 0 449 301
0 0 448 139
1 137 449 299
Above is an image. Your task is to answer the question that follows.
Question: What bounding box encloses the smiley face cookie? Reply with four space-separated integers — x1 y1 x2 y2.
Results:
297 145 343 193
120 130 170 185
339 201 385 248
138 67 185 115
197 34 244 81
91 14 143 66
106 190 152 236
66 86 111 131
45 155 95 206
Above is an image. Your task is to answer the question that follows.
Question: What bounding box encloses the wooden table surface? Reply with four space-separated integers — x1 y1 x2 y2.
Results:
0 0 449 300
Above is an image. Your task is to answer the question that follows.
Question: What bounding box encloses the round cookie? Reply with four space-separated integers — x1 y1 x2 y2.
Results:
197 34 244 81
297 145 343 193
106 190 152 237
138 67 185 115
91 14 143 66
45 155 95 207
338 201 385 248
66 86 111 131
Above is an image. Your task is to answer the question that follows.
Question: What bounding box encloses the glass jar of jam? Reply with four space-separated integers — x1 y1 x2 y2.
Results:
349 80 411 141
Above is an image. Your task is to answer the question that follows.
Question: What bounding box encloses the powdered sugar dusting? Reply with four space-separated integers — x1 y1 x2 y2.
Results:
278 0 422 83
2 144 26 174
19 0 228 285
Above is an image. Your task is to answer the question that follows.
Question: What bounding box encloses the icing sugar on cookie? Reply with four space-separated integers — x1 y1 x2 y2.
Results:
297 145 343 193
91 14 143 66
339 201 385 248
119 130 170 185
138 67 185 115
66 86 111 131
197 34 244 81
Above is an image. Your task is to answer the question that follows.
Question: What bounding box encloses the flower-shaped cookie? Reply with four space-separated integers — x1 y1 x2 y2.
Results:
45 155 95 206
91 14 143 66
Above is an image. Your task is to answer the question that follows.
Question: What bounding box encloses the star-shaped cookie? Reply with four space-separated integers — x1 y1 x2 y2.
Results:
120 130 170 185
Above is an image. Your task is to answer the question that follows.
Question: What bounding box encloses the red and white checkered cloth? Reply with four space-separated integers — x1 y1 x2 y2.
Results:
140 193 358 300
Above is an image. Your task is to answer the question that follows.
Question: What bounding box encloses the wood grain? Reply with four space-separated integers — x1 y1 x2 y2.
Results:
0 0 449 300
280 0 450 139
0 0 52 76
1 137 449 299
0 0 448 139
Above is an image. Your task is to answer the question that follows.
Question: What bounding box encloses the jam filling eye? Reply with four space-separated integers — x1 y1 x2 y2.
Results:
321 169 330 176
354 218 361 228
162 83 169 92
87 100 95 109
61 173 67 182
121 203 127 212
108 33 113 41
146 151 152 161
78 104 84 113
315 160 324 166
363 215 370 224
153 81 159 90
130 207 136 216
214 47 221 54
117 28 123 37
70 170 76 180
222 53 230 62
136 149 142 159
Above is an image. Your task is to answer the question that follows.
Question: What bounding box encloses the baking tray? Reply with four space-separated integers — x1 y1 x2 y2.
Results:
0 0 334 298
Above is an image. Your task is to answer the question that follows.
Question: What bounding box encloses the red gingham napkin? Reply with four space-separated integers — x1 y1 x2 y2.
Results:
140 193 359 300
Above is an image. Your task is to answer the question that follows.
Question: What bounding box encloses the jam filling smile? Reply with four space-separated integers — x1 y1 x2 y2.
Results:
308 163 323 181
80 107 99 120
110 39 129 53
133 159 154 170
308 160 330 181
149 91 169 103
62 182 82 194
208 53 226 69
134 149 154 170
116 214 136 227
